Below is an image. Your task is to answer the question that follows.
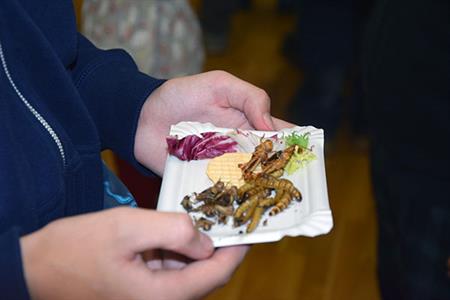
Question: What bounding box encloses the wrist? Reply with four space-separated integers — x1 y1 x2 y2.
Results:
20 230 48 300
134 84 170 175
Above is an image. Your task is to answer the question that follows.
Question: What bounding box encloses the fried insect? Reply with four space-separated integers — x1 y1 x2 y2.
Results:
234 190 262 220
182 182 239 231
268 168 284 178
195 181 225 202
214 204 234 224
269 191 294 216
246 206 265 233
237 182 255 198
258 195 277 207
262 145 296 174
238 139 273 177
214 185 238 206
214 204 234 216
233 189 270 226
264 150 282 164
254 174 302 200
190 203 213 217
217 214 228 224
235 198 259 227
242 186 269 201
194 217 215 231
181 195 194 212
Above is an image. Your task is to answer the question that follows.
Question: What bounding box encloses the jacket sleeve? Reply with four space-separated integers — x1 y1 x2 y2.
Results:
70 34 165 175
0 228 32 300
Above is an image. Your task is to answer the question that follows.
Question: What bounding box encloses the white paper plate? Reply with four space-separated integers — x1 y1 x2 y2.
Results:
157 122 333 247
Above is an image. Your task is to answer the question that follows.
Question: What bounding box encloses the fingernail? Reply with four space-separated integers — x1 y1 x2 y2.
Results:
263 113 275 130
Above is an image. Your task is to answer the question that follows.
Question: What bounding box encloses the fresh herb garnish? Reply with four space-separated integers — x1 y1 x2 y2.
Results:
283 132 316 174
283 132 310 149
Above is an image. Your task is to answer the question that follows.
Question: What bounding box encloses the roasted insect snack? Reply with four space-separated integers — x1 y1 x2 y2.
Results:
180 132 316 234
181 181 237 230
239 139 273 179
232 173 302 233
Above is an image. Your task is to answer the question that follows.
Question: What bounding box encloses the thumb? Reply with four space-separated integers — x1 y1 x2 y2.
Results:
223 73 275 131
112 208 214 260
272 116 297 130
241 92 275 131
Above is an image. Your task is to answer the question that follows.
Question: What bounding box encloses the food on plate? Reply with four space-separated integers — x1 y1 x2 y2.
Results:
226 130 281 153
253 174 302 200
282 132 317 175
166 132 237 161
194 217 215 231
174 128 318 234
206 152 252 187
181 181 237 230
232 174 302 232
285 149 316 175
178 131 315 234
238 139 273 178
283 131 310 148
261 145 296 174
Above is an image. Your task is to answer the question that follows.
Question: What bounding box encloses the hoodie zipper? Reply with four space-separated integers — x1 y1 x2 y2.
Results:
0 42 66 168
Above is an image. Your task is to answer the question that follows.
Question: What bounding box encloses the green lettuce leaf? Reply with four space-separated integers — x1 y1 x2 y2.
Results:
283 132 310 149
285 148 317 175
282 132 317 175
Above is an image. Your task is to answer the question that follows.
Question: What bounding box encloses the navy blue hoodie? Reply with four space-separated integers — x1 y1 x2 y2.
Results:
0 0 163 298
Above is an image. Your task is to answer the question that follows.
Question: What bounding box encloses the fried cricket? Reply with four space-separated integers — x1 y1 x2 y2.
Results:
238 139 273 179
262 145 296 174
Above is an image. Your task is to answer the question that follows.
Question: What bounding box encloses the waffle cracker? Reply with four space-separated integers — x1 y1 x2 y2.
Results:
207 153 252 187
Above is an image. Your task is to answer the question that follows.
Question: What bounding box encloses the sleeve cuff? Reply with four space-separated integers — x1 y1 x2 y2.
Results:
0 228 31 300
74 51 165 175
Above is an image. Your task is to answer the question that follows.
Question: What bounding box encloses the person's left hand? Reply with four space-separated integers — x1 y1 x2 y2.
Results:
134 70 293 175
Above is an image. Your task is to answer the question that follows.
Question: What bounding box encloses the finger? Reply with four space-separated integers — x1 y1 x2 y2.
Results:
272 117 297 130
114 208 214 261
153 245 249 299
161 250 191 270
142 250 163 270
146 260 163 270
222 73 274 131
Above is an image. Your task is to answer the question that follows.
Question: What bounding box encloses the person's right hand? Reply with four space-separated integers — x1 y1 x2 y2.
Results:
20 207 248 300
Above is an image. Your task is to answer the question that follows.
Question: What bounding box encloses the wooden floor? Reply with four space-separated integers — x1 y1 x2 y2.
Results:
202 3 380 300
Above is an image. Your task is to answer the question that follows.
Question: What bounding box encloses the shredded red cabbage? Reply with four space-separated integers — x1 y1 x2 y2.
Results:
166 132 238 161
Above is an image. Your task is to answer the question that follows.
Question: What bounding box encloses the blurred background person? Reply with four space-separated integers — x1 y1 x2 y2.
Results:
82 0 204 78
199 0 239 54
364 0 450 299
284 0 373 146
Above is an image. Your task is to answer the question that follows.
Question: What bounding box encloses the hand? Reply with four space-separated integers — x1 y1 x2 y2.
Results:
21 207 248 300
134 70 294 175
